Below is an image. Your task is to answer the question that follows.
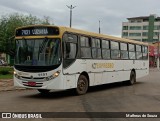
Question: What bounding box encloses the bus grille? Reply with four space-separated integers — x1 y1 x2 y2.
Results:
21 76 45 80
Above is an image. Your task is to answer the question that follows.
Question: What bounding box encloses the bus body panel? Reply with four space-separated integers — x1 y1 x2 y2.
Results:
62 59 149 87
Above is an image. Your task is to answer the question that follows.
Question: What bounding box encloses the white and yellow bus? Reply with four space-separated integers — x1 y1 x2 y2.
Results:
14 25 149 95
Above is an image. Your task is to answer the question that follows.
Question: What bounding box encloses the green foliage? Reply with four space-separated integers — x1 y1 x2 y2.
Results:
0 70 9 75
0 67 13 75
0 74 13 79
0 13 53 55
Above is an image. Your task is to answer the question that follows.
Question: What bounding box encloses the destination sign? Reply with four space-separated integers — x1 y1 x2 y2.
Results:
16 27 59 36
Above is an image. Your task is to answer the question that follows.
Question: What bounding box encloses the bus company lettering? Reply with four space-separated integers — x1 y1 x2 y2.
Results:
21 29 48 35
92 63 114 69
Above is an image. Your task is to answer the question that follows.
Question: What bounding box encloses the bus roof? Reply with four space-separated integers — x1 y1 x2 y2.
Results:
60 26 148 46
16 25 148 46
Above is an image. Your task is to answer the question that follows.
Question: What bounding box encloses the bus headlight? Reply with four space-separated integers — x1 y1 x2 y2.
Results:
53 70 61 78
14 71 21 79
14 71 17 75
45 70 61 81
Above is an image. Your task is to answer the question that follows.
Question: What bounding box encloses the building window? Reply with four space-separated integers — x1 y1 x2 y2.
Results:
123 26 128 30
143 26 148 30
142 32 148 36
143 19 149 22
130 20 136 23
154 26 160 30
154 32 159 37
137 20 142 23
153 39 158 42
122 32 128 36
129 33 141 37
142 39 148 42
129 26 141 30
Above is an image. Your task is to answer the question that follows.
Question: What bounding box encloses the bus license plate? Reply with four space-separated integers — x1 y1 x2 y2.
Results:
27 82 36 86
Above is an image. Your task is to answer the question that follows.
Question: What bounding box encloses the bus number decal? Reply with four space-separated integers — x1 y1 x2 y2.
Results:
38 73 47 77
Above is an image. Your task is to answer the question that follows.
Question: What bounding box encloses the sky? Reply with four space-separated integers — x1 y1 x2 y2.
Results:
0 0 160 37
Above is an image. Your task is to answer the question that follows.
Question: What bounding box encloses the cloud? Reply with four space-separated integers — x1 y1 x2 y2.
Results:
0 0 160 37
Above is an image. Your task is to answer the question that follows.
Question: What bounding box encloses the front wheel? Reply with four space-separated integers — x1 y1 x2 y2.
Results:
76 75 89 95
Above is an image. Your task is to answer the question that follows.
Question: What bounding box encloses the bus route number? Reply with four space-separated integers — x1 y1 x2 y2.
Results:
22 30 30 35
38 73 47 77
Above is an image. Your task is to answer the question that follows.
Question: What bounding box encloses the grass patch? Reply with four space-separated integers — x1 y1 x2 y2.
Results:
0 74 13 79
0 67 13 79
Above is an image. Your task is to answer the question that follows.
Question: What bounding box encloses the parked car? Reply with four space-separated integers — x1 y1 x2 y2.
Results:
0 59 8 66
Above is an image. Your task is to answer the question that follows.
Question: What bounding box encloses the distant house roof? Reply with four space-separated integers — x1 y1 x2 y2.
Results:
127 16 149 20
127 16 160 21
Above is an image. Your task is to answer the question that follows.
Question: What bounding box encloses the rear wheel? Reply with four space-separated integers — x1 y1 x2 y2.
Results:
128 71 136 85
76 75 89 95
37 89 50 94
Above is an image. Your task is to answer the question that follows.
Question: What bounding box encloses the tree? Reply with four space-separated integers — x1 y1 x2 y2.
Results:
0 13 52 55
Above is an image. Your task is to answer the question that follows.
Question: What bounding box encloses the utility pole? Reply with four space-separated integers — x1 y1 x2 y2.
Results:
99 20 101 34
67 5 76 28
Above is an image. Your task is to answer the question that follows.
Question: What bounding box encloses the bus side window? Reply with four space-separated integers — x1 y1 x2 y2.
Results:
142 46 148 60
91 38 101 59
129 44 136 59
63 33 78 59
102 40 110 59
120 42 128 59
136 45 142 60
80 36 91 58
111 41 120 59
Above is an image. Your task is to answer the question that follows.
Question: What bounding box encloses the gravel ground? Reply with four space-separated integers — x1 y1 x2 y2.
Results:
0 79 26 92
0 79 14 91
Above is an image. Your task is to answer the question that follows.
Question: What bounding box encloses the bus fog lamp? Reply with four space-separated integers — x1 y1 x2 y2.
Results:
45 77 50 81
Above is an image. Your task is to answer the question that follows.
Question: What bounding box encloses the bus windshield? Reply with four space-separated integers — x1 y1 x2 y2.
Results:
15 38 61 66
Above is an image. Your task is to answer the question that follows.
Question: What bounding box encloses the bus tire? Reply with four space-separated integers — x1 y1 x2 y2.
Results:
128 71 136 85
76 75 89 95
37 89 50 94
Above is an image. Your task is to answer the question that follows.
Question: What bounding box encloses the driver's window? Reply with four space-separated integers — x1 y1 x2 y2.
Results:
63 34 78 59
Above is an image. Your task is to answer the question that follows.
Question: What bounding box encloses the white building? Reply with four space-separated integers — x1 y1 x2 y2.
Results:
122 14 160 43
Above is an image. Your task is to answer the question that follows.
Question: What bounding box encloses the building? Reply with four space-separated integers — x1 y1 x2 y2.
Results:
0 53 6 61
122 14 160 43
0 52 14 66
